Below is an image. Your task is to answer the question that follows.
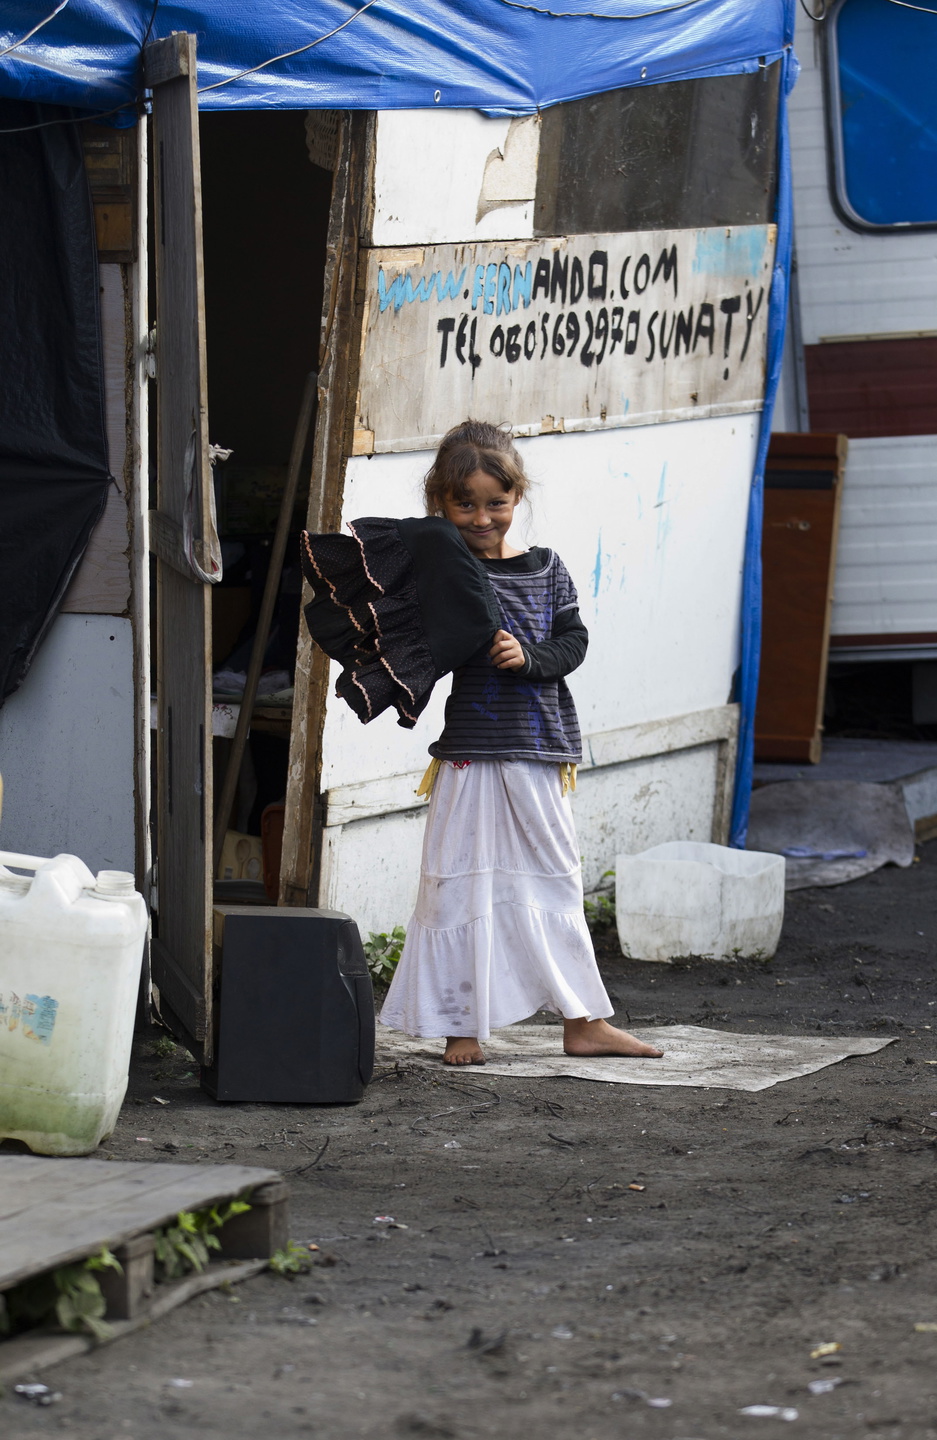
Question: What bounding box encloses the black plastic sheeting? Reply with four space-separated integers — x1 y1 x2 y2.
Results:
0 101 112 702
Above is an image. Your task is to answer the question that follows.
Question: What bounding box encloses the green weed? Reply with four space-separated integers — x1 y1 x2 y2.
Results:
269 1240 313 1276
153 1201 251 1282
363 926 407 987
584 868 617 936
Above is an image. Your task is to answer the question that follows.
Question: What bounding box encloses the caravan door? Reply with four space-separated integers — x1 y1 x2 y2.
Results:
145 35 217 1062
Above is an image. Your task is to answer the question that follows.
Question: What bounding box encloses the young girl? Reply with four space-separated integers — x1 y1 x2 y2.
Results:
380 420 663 1066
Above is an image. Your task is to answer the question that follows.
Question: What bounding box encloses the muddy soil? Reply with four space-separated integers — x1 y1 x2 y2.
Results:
3 844 936 1440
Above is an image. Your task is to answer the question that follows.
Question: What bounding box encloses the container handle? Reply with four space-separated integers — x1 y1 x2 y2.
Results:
0 850 50 871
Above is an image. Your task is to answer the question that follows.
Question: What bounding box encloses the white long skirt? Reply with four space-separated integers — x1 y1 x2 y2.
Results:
379 758 613 1040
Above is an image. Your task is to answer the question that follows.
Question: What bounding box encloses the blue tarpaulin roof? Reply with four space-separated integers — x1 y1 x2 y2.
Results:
0 0 792 116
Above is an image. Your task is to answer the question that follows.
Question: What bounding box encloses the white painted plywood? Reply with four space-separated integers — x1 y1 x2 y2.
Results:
788 9 937 346
831 435 937 637
371 110 538 247
0 615 135 873
356 227 775 452
319 415 756 794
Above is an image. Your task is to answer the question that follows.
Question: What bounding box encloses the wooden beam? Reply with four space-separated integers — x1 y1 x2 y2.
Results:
143 33 192 86
279 112 373 907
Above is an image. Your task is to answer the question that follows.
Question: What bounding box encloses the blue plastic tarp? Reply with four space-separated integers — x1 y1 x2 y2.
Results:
0 1 791 116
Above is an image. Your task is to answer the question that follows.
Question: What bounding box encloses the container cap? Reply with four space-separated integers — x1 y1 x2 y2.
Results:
90 870 138 901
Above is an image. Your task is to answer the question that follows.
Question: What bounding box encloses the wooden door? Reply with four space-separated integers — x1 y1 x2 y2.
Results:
754 433 847 764
145 34 218 1061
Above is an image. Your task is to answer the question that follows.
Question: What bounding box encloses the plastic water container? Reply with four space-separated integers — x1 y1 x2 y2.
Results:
615 841 785 964
0 850 147 1156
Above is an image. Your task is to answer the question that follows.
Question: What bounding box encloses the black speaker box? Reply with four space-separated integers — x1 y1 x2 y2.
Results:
202 906 375 1103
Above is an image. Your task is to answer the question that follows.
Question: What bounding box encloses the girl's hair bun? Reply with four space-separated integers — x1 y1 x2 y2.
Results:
424 419 529 515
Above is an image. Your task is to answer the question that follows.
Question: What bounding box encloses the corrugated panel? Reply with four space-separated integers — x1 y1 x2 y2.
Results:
831 436 937 637
787 11 937 348
805 337 937 437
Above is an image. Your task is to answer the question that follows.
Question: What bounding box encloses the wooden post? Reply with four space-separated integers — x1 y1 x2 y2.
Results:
97 1234 155 1321
279 112 373 907
218 1181 291 1259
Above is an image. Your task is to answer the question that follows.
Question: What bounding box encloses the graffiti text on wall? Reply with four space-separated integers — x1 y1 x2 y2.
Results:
356 225 775 453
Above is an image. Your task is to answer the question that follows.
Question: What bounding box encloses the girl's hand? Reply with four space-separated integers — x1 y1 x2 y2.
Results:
489 629 526 671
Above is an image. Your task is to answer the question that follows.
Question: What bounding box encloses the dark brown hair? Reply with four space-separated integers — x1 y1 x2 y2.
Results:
424 419 530 515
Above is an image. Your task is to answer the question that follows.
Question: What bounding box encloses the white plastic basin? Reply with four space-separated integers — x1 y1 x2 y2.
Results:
0 850 147 1155
615 841 785 964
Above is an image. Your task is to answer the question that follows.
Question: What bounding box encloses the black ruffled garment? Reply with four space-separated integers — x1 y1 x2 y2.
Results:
300 516 501 728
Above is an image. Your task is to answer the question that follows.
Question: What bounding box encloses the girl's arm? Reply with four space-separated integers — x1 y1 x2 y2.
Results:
517 608 588 680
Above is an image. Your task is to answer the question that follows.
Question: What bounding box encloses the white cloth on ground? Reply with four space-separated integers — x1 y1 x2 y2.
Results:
379 758 613 1040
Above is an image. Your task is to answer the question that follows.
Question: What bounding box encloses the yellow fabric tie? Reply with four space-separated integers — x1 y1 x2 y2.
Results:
417 758 576 800
416 756 443 799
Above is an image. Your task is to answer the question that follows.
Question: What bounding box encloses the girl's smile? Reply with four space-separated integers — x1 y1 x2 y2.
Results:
441 469 523 560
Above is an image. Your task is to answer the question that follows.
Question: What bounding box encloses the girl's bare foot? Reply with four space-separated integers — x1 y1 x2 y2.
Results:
563 1017 664 1058
443 1036 486 1065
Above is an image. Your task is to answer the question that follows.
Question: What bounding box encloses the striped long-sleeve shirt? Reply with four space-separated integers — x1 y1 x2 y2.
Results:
428 547 586 763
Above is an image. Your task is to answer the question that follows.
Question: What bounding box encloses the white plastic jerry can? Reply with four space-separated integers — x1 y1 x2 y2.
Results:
0 850 148 1156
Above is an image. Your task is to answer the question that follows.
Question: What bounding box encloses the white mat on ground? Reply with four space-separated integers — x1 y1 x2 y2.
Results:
375 1023 896 1091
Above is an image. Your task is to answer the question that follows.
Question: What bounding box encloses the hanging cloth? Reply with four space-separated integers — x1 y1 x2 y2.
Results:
300 515 501 729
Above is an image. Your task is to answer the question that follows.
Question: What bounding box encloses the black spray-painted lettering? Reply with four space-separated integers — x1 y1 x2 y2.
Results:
740 285 765 362
720 295 741 357
550 252 568 304
434 291 754 380
437 317 455 366
619 257 631 300
633 254 651 294
693 303 715 354
587 251 608 301
645 310 659 362
532 257 551 302
569 257 585 306
652 245 678 299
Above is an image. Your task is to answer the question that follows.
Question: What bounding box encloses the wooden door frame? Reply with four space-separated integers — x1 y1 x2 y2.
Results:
145 32 218 1060
279 111 374 906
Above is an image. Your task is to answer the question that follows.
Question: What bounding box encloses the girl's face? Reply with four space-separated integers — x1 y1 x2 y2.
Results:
441 469 520 560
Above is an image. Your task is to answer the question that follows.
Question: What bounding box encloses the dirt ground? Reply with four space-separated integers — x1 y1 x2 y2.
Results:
3 843 936 1440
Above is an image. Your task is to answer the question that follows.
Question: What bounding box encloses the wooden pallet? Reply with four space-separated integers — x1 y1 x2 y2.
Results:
0 1156 288 1381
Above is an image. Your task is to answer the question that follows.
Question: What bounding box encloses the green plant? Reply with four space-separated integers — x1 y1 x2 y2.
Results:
153 1201 251 1282
269 1240 313 1276
584 869 616 935
0 1248 121 1343
363 926 407 987
151 1034 177 1059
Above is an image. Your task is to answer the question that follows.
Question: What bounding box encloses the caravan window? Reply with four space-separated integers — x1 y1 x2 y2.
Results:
827 0 937 230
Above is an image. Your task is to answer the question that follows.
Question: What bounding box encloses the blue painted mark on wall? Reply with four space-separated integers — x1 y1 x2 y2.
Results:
692 227 767 277
377 267 467 314
592 530 603 598
654 462 671 551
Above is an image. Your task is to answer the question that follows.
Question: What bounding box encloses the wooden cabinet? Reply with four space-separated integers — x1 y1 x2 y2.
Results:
754 433 847 764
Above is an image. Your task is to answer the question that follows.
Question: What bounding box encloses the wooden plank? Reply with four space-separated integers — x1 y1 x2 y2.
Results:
280 112 373 907
143 33 191 85
148 507 215 583
0 1157 278 1290
0 1259 267 1384
0 1158 121 1223
355 225 776 453
805 337 937 438
150 936 206 1042
147 32 216 1063
755 433 846 764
